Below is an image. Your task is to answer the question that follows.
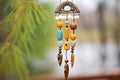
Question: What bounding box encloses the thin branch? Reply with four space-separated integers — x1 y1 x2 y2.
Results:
5 2 27 44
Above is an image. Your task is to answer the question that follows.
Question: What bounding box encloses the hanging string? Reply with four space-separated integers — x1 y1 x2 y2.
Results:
73 30 75 34
73 14 75 22
65 51 68 59
66 14 68 23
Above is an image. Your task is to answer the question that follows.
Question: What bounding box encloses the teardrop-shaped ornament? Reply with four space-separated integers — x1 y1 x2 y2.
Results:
71 53 75 68
64 63 69 80
57 53 63 66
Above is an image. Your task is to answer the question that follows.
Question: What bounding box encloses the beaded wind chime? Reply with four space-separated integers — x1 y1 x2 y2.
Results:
55 0 80 79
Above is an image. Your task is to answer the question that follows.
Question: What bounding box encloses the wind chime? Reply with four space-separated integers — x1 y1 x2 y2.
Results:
55 0 80 79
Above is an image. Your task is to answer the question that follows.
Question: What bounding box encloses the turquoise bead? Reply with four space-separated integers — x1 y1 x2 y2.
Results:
57 30 63 41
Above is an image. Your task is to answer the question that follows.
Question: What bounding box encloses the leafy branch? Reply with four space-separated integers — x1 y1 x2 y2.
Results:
0 0 49 80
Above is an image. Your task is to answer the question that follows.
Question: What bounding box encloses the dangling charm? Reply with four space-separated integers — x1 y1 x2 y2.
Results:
57 47 63 66
55 0 80 79
57 21 64 66
71 40 76 67
70 14 77 68
71 53 75 68
64 59 69 80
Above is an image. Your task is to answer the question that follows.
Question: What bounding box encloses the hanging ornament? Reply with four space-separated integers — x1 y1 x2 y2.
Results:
55 0 80 79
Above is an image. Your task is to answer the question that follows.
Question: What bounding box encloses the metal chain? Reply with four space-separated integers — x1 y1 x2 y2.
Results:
73 14 75 22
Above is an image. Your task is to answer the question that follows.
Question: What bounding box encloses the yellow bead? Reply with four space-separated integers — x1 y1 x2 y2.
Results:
64 28 69 40
64 41 70 50
70 34 76 40
57 21 64 28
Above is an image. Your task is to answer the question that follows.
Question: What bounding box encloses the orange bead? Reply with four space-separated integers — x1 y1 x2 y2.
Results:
70 34 76 40
70 22 77 30
71 53 75 68
57 21 64 28
64 28 69 39
64 41 70 50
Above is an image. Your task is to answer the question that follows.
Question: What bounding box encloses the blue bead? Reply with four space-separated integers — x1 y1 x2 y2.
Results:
57 30 63 41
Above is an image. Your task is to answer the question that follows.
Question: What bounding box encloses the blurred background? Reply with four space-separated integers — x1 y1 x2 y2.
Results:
0 0 120 80
30 0 120 79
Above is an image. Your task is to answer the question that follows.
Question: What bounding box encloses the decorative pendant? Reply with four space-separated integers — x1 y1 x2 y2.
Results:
55 0 80 79
57 46 63 66
64 59 69 80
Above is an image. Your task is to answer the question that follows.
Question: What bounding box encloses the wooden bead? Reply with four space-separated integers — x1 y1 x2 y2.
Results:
70 34 76 40
64 28 69 40
59 48 62 50
71 50 74 53
57 21 64 28
59 50 62 53
64 41 70 50
65 59 69 63
57 53 63 66
70 22 77 30
71 53 75 68
64 63 69 80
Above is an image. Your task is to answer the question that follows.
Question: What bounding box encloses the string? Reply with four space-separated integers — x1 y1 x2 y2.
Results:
73 14 75 22
73 30 75 34
66 14 68 23
66 50 68 59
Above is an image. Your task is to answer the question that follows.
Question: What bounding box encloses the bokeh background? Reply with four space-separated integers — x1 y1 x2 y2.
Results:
0 0 120 80
30 0 120 78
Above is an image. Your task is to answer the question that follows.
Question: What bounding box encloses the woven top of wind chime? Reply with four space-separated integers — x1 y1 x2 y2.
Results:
55 1 80 14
